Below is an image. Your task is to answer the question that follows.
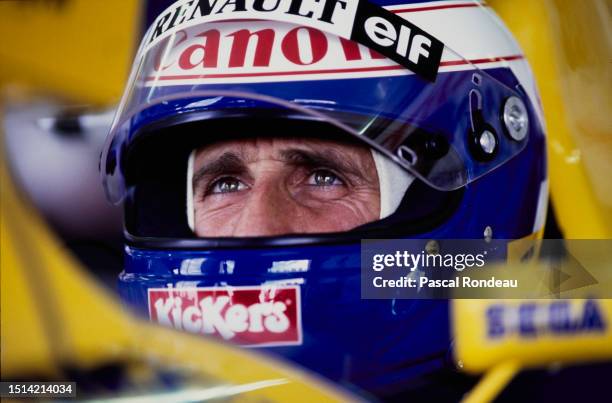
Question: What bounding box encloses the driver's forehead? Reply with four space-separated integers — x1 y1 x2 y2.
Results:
194 137 373 164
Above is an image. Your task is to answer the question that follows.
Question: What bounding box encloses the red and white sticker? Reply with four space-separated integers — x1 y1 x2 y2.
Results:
145 20 397 85
143 8 523 86
148 285 302 347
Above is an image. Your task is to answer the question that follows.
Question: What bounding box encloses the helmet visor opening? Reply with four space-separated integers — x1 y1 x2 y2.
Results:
122 114 462 240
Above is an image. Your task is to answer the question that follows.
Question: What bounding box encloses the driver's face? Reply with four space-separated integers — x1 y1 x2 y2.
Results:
192 137 380 237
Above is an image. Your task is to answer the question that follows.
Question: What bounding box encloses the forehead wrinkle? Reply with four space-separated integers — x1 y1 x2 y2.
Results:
278 147 364 175
202 139 280 164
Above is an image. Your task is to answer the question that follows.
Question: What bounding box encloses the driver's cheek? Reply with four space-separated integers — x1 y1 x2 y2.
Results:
296 189 380 232
195 185 378 237
194 200 248 237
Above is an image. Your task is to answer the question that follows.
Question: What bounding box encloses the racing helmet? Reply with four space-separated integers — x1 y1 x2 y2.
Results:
101 0 547 397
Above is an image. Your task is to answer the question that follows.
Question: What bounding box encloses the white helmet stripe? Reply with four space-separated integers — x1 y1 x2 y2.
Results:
187 150 196 232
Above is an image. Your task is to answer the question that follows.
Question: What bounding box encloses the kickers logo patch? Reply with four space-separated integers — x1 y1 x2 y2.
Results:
148 286 302 346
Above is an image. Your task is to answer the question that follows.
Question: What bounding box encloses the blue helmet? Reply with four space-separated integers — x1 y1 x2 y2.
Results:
101 0 547 397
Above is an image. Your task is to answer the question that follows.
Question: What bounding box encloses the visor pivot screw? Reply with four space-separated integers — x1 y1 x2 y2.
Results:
468 89 498 161
479 130 497 155
502 96 529 141
484 226 493 242
397 145 418 166
425 240 440 256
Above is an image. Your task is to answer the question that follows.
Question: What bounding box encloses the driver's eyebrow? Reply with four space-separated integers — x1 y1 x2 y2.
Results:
192 152 249 190
279 148 369 182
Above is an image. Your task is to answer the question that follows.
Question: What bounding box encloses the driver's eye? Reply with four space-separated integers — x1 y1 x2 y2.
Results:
308 170 344 186
209 177 247 194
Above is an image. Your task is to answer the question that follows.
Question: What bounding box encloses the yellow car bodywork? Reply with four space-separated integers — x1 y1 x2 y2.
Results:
1 1 611 402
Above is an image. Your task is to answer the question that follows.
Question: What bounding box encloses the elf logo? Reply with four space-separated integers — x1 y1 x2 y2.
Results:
351 0 443 81
486 299 606 339
148 285 302 346
363 17 431 65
